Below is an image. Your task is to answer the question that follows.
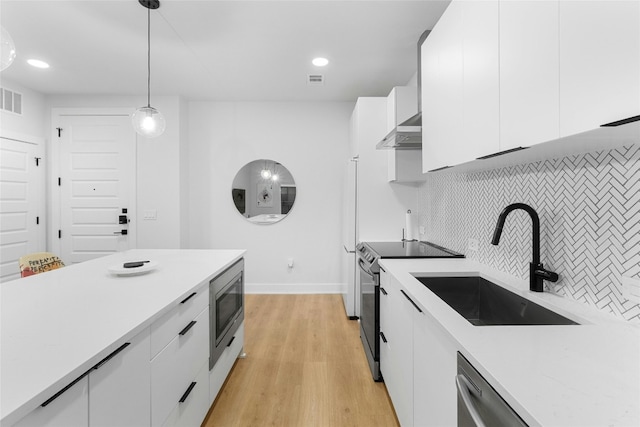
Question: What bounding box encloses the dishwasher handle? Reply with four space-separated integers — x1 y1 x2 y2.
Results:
456 374 487 427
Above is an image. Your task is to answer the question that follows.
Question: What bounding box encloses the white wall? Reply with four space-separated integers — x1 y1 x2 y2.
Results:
0 78 46 139
187 101 353 290
45 95 184 249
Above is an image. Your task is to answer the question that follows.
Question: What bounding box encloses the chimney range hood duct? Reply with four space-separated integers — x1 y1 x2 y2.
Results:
377 30 430 150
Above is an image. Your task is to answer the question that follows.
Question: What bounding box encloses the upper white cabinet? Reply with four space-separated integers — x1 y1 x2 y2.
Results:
422 0 499 172
422 0 640 171
499 0 559 150
385 87 425 183
559 0 640 136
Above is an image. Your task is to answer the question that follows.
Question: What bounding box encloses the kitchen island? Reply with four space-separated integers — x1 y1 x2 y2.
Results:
379 258 640 426
1 249 245 427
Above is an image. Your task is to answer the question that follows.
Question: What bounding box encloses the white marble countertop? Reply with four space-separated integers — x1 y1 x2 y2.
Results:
379 258 640 427
1 249 245 426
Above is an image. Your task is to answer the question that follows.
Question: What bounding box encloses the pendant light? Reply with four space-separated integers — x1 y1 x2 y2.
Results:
132 0 165 138
0 26 17 71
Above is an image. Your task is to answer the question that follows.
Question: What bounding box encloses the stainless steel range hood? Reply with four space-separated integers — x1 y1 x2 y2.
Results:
377 30 430 150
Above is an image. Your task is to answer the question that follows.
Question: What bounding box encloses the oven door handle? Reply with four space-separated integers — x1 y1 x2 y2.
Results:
358 258 375 279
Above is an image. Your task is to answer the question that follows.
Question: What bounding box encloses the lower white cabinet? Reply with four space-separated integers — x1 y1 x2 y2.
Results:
89 328 151 427
161 361 210 427
151 306 209 426
413 310 457 426
380 271 458 427
209 322 244 403
13 378 88 427
379 272 415 427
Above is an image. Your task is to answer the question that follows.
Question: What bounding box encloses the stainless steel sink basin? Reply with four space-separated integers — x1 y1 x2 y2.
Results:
415 276 578 326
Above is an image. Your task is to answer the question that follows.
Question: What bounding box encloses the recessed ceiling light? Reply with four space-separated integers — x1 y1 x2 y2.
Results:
27 59 50 69
312 57 329 67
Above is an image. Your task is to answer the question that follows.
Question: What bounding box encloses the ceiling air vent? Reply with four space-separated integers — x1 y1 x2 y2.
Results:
0 88 22 115
307 74 324 86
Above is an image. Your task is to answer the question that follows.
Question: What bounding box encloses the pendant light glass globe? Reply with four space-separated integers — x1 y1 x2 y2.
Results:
261 169 272 180
1 26 17 71
132 106 165 138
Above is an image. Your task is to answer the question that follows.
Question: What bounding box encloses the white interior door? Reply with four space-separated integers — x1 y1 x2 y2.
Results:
0 136 45 282
55 112 136 264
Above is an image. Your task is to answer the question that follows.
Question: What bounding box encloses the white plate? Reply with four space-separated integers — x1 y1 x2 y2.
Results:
108 260 159 276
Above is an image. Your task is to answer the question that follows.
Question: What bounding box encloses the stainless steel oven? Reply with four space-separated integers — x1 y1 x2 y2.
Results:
210 258 244 370
357 241 464 381
357 245 380 381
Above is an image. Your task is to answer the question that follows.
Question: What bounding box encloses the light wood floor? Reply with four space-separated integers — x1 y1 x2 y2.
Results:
203 294 399 427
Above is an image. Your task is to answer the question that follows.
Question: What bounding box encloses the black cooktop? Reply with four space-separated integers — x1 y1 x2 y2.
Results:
363 241 464 259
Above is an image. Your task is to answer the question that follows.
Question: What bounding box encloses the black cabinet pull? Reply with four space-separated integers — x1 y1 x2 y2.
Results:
380 287 388 296
400 289 423 313
379 266 386 273
227 336 236 347
93 342 131 370
379 331 387 343
179 382 197 403
41 341 131 407
41 370 91 407
180 292 196 304
179 320 197 336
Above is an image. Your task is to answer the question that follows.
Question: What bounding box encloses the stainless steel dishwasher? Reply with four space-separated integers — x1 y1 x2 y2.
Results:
456 352 528 427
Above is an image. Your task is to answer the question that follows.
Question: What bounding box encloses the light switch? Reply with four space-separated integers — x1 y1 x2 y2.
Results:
143 209 157 220
468 238 479 252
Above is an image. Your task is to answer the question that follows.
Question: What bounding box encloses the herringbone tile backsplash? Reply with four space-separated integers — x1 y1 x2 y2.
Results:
417 144 640 322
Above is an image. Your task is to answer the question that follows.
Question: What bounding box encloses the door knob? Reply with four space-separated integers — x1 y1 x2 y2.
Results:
118 215 128 225
114 230 128 235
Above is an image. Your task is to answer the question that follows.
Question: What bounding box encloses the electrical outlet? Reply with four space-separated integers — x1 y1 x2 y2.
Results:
143 209 157 220
467 238 479 252
287 258 294 268
621 276 640 303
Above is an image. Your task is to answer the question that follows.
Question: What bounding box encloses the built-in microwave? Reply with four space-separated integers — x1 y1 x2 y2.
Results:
209 258 244 370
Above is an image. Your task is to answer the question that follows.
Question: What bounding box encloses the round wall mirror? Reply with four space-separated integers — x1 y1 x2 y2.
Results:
231 159 297 224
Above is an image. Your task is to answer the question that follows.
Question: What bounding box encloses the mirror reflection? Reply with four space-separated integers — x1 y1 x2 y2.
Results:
232 159 297 224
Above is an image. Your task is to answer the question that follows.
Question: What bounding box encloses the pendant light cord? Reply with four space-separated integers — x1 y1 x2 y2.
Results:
147 6 151 108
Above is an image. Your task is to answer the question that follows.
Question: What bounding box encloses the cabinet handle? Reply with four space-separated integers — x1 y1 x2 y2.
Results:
227 336 236 347
476 146 527 160
380 287 388 296
379 266 386 273
400 289 423 313
179 320 197 336
41 371 91 407
179 382 197 403
601 114 640 127
180 292 196 304
379 331 387 343
93 342 131 370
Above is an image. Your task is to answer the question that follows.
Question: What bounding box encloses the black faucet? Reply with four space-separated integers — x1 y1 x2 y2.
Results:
491 203 558 292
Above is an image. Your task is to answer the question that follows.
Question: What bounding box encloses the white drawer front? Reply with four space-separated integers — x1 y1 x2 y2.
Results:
151 307 209 426
209 321 244 405
150 284 208 358
160 361 210 427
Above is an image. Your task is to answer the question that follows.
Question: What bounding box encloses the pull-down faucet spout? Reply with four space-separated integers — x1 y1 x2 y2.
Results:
491 203 558 292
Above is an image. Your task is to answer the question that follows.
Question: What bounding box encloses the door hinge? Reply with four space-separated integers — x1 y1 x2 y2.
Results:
58 230 62 239
56 127 62 138
58 177 61 186
35 157 41 166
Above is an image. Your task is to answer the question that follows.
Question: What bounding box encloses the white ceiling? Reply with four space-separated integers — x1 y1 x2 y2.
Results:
0 0 450 102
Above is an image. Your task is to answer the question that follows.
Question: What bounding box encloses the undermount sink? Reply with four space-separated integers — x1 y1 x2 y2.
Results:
415 276 579 326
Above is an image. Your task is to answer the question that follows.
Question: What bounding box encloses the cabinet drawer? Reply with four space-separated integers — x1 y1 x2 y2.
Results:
151 307 209 426
150 284 208 358
209 321 244 404
161 361 210 427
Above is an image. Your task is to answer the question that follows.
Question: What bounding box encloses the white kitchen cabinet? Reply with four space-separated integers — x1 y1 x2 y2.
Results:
422 0 499 171
461 0 500 160
499 0 559 150
209 322 244 404
161 361 210 427
151 306 209 426
413 310 458 426
13 378 88 427
559 0 640 137
385 87 424 183
89 328 151 427
379 271 414 427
